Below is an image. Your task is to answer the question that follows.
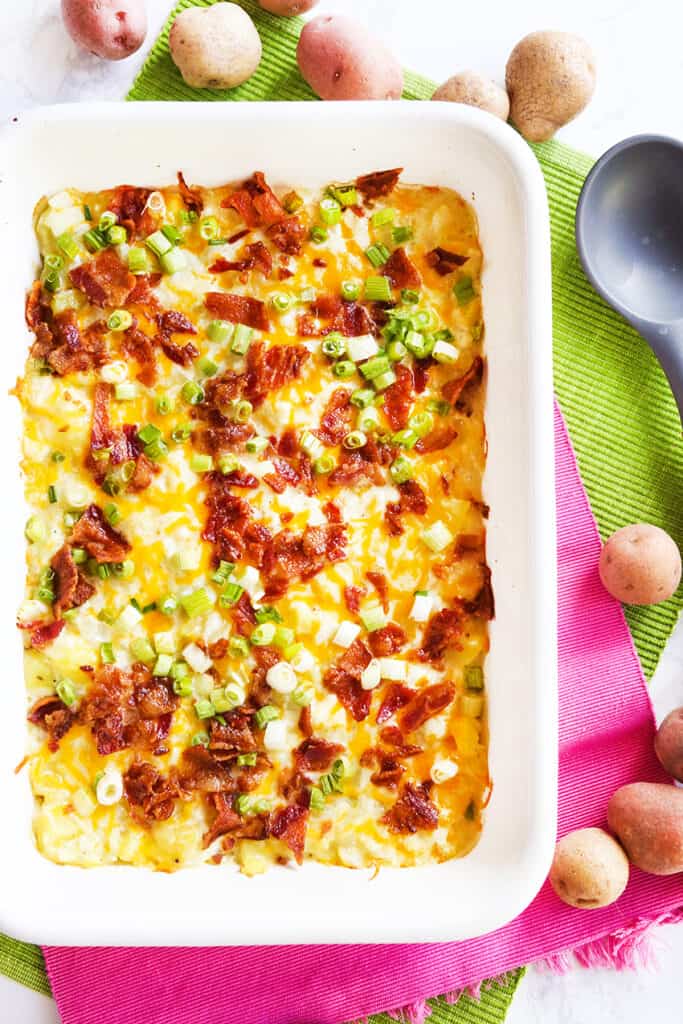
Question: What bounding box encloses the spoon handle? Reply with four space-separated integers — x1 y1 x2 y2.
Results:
637 320 683 430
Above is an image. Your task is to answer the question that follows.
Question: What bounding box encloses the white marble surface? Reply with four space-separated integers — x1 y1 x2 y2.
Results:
2 1 683 1021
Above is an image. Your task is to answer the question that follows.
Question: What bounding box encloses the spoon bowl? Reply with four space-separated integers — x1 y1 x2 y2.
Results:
576 134 683 423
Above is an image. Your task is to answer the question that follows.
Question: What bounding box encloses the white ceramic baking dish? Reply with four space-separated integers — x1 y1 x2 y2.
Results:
0 101 556 946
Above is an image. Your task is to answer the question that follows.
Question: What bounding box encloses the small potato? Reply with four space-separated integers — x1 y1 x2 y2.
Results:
655 708 683 782
432 72 510 122
258 0 319 14
297 15 403 101
607 782 683 876
505 31 596 142
549 827 629 909
61 0 147 61
169 3 261 90
599 523 681 605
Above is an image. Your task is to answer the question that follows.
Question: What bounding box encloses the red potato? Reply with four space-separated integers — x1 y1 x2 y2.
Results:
655 707 683 782
61 0 147 61
258 0 319 14
297 15 403 101
549 827 629 909
607 782 683 876
599 523 681 605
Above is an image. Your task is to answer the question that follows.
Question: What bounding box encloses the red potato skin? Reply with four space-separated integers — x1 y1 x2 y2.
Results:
297 15 403 101
655 708 683 782
258 0 319 14
607 782 683 876
61 0 147 61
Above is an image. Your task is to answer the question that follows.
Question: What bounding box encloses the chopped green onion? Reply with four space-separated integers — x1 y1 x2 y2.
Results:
127 247 151 274
351 388 375 409
173 676 193 697
171 422 193 443
372 369 397 392
35 567 55 604
332 360 356 380
44 253 63 272
413 308 438 330
212 560 235 585
99 211 117 231
255 605 283 625
197 355 218 377
343 430 367 450
42 269 61 293
340 279 361 301
194 699 216 720
56 679 76 706
103 502 120 526
270 292 292 313
25 516 46 544
180 587 214 618
365 243 390 268
427 398 451 417
114 382 138 401
360 604 388 632
106 225 127 246
292 683 314 707
170 660 189 681
392 428 418 449
161 223 183 246
404 330 431 358
313 454 335 475
321 334 347 359
254 705 279 729
137 423 162 445
422 521 454 553
131 638 156 665
371 208 395 228
251 622 276 646
231 323 253 355
100 642 115 665
228 635 249 658
282 191 303 214
433 328 454 343
83 204 93 221
409 411 434 437
180 210 199 225
401 288 420 305
392 226 413 245
433 339 459 365
232 398 253 423
359 355 391 381
453 274 475 305
387 340 407 362
219 581 244 607
390 455 414 484
326 183 358 208
56 232 79 261
465 665 484 691
83 228 107 252
158 594 179 616
237 752 258 767
217 453 239 475
47 485 57 504
191 731 209 747
246 436 269 456
199 216 220 241
107 309 133 332
207 319 234 344
144 438 169 461
160 248 187 275
153 654 174 677
319 197 341 226
309 787 325 812
357 407 380 432
145 230 172 257
310 225 327 244
190 453 214 473
300 430 324 459
155 394 175 415
273 625 295 649
181 380 205 406
364 275 392 303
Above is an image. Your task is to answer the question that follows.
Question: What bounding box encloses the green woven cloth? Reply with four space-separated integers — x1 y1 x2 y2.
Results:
3 1 682 1019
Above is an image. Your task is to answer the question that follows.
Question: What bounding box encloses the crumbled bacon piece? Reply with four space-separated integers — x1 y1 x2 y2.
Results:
425 247 468 276
298 705 313 738
383 364 414 430
223 171 285 228
202 422 254 453
243 340 310 406
356 168 403 201
203 792 267 848
208 638 229 660
465 566 495 620
413 359 432 394
329 436 393 488
376 683 416 725
126 273 162 309
384 247 421 289
294 737 345 773
70 504 131 564
29 303 108 377
371 756 405 790
442 356 484 406
205 292 270 332
228 228 250 245
209 710 259 758
82 664 177 756
124 760 177 822
379 726 423 756
25 281 42 330
28 695 75 751
157 310 197 337
177 171 204 214
343 585 365 615
267 216 305 255
323 638 373 721
381 782 439 834
385 480 428 535
334 300 376 337
108 186 155 239
261 522 347 598
122 321 156 385
399 681 456 732
210 241 273 278
417 609 463 662
70 249 136 308
369 623 406 657
316 388 354 446
366 571 388 611
29 619 66 649
269 804 308 864
50 544 95 618
415 422 459 454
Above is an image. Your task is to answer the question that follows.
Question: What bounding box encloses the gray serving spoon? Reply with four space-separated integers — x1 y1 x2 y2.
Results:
576 134 683 426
